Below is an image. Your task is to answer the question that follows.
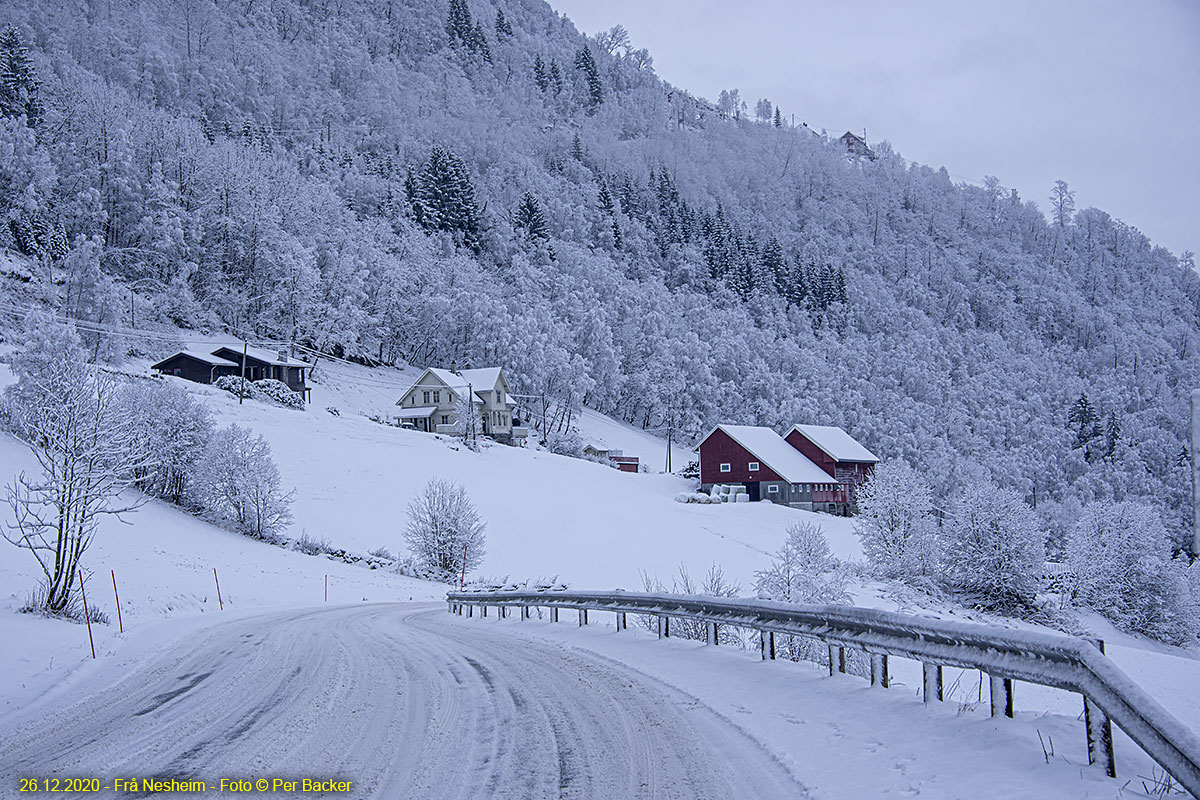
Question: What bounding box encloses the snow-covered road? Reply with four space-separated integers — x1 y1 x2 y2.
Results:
1 603 806 799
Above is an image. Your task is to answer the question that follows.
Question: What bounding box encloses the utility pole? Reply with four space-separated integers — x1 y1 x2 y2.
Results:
468 382 475 447
665 415 673 474
239 340 248 404
1192 391 1200 555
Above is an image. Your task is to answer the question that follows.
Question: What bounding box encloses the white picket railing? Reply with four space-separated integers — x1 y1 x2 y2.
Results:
446 588 1200 796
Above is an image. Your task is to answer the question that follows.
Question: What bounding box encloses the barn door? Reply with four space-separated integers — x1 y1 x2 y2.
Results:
744 482 760 501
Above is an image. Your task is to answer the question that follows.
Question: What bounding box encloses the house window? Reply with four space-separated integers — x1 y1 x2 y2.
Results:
748 462 759 472
433 391 440 403
441 415 449 425
423 391 430 404
767 485 779 494
719 463 731 473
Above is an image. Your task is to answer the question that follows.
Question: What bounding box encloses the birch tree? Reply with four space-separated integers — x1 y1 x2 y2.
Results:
3 313 149 616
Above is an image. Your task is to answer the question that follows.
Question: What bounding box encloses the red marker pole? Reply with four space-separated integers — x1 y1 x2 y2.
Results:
78 571 96 659
213 568 223 611
111 570 124 634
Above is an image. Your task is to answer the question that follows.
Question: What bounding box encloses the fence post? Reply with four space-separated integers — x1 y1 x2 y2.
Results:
923 663 943 704
990 675 1014 718
111 570 124 634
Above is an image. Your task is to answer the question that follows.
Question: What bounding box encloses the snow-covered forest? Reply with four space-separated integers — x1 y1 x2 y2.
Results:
1 0 1197 547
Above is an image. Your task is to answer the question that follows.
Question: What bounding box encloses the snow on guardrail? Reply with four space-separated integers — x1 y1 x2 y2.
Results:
447 589 1200 797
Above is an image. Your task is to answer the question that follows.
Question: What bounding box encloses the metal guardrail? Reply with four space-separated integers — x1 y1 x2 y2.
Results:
447 589 1200 796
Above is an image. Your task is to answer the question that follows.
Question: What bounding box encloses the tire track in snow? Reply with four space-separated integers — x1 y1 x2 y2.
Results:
0 603 807 799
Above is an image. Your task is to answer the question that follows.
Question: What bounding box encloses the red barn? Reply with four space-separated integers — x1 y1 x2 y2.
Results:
696 425 837 508
784 424 879 512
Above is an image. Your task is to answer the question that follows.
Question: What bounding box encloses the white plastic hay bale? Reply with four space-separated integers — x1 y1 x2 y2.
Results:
674 492 692 504
735 493 750 503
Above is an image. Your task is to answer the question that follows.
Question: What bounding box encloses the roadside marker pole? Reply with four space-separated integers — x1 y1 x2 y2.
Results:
324 574 328 603
78 571 96 659
213 568 224 610
111 570 124 633
460 546 467 590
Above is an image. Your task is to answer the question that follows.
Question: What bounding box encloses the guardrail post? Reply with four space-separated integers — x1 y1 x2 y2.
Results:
839 647 847 674
760 631 769 661
706 621 718 645
1084 695 1116 778
923 663 943 704
579 609 588 626
482 605 488 618
521 605 530 621
550 607 558 623
870 654 888 687
827 644 837 676
989 675 1013 718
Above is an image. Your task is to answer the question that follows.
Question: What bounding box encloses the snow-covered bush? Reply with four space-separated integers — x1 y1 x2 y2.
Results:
755 522 850 664
942 483 1045 612
755 521 850 605
1067 502 1198 644
403 478 486 582
122 380 214 505
192 424 294 540
640 563 743 645
214 375 251 397
545 429 583 457
855 461 939 581
213 375 304 409
250 378 305 409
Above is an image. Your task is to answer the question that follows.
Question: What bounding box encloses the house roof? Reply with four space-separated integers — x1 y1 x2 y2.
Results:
211 345 307 367
704 425 835 484
789 424 879 463
153 350 240 368
398 366 505 404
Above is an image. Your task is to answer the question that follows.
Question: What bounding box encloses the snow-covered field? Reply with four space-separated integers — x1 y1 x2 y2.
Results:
2 356 1199 797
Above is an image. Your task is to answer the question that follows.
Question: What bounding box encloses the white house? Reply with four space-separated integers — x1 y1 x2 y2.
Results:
395 365 528 443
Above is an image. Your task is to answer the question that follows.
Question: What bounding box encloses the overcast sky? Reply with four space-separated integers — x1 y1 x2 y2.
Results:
549 0 1200 258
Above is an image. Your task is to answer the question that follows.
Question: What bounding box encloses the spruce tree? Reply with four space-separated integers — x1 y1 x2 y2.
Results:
773 106 783 128
1068 394 1101 453
573 46 603 111
0 25 41 125
495 9 513 39
414 146 483 252
548 61 563 93
512 192 549 243
533 55 548 91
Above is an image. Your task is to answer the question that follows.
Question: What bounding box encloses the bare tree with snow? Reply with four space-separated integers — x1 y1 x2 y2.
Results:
942 483 1045 612
3 313 150 616
403 478 486 581
855 461 939 581
192 424 293 540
